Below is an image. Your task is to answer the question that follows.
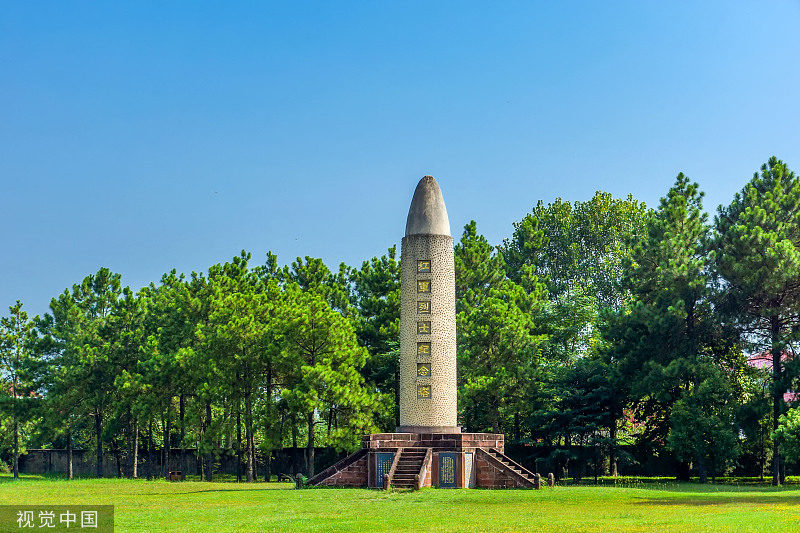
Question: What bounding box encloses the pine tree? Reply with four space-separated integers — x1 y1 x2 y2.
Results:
456 221 547 437
714 157 800 485
606 174 742 479
0 301 37 479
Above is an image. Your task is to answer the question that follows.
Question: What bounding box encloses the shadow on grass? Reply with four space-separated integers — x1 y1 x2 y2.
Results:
635 494 800 506
602 481 800 494
134 487 293 496
0 474 57 483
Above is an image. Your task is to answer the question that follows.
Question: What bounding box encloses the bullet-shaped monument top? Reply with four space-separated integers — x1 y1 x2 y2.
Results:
398 175 459 433
405 176 451 237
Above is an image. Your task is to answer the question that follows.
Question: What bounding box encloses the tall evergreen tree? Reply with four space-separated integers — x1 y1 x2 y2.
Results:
714 157 800 485
0 301 38 479
202 254 281 482
41 268 125 477
280 287 381 476
605 174 742 479
350 246 401 429
456 221 548 437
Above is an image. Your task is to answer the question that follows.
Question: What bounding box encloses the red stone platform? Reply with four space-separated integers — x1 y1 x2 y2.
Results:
309 432 538 490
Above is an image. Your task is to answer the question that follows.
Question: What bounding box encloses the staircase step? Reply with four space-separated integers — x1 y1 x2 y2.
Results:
387 447 432 491
487 449 538 488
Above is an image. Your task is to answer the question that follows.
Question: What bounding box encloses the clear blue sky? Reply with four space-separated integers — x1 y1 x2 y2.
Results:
2 1 799 317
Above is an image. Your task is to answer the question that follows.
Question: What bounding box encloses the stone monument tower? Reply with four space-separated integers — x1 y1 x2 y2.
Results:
398 176 459 433
310 176 538 490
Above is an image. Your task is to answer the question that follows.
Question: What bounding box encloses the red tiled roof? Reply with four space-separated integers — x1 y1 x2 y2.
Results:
747 351 797 405
746 351 793 370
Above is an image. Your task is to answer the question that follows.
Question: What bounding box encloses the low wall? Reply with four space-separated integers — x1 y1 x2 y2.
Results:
17 447 346 478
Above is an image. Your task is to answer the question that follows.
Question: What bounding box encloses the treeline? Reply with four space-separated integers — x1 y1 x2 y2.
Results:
2 157 800 485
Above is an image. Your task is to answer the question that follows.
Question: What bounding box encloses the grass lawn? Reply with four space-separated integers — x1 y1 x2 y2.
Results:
1 475 799 532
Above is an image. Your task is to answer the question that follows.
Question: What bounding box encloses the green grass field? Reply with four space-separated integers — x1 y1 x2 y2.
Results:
1 475 799 532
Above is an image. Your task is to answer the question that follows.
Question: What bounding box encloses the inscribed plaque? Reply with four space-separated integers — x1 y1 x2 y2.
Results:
417 260 431 273
417 300 431 314
464 452 475 488
375 452 394 488
417 384 431 399
439 453 458 488
417 363 431 377
417 321 431 334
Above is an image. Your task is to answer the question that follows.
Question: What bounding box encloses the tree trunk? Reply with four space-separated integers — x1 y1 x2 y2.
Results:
306 411 315 477
205 402 213 482
95 411 104 478
609 423 618 477
133 419 139 478
697 455 707 484
163 414 171 479
676 461 691 482
147 419 154 480
771 317 783 486
265 362 273 483
67 428 73 480
781 457 787 485
179 394 186 479
196 439 202 477
245 393 254 483
236 404 242 482
291 417 299 474
115 446 122 478
13 416 19 479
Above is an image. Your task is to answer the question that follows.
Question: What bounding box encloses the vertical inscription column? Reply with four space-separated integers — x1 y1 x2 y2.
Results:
416 260 432 400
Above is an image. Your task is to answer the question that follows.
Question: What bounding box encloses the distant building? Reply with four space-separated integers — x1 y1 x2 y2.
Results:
746 351 797 405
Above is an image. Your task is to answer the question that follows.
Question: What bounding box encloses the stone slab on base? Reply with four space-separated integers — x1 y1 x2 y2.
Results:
363 432 504 452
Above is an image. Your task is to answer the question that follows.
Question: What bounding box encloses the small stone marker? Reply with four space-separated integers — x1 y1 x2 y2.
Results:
547 473 555 487
534 473 541 489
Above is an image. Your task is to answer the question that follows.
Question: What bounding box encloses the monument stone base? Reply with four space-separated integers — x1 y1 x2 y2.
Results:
309 432 538 490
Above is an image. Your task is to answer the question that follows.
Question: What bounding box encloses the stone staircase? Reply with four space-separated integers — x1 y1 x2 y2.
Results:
486 448 538 488
390 448 427 489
